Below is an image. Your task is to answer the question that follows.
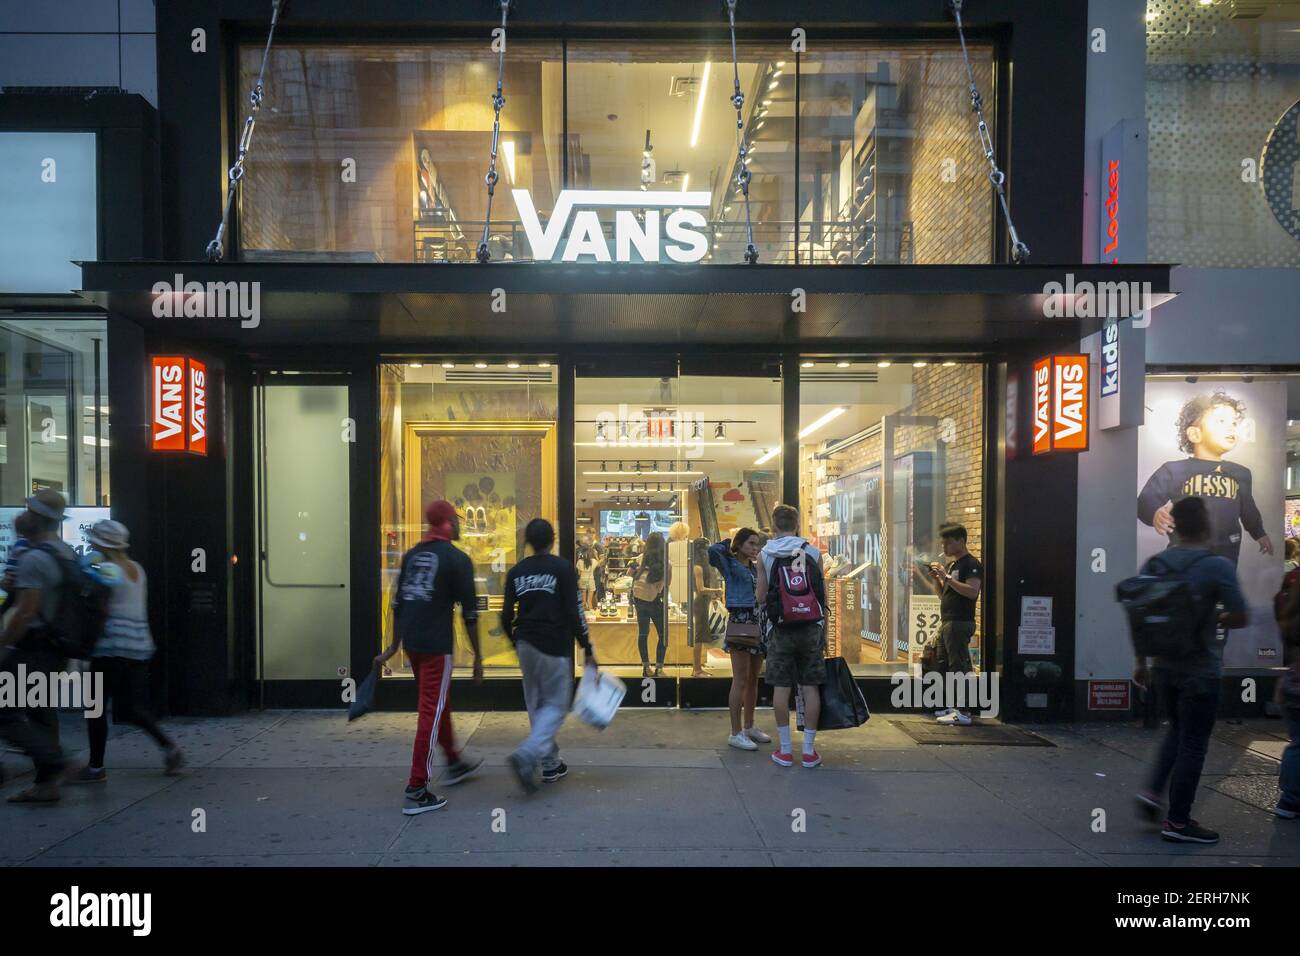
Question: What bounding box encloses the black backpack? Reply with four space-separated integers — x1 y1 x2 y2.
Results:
1115 552 1213 659
35 543 111 659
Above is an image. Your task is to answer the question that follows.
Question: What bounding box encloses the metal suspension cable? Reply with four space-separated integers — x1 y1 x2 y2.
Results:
477 0 512 262
951 0 1029 263
207 0 284 262
724 0 758 264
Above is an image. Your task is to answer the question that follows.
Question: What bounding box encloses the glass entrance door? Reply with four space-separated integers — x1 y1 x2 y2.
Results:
254 373 352 703
575 360 783 696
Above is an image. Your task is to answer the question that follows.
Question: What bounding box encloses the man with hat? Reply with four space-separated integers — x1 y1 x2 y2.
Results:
376 500 484 815
0 490 77 801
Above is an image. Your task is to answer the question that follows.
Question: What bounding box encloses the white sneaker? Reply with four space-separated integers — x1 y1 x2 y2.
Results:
743 726 772 744
728 732 759 751
936 710 973 726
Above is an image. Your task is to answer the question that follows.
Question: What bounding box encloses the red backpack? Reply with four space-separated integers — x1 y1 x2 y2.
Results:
765 547 825 625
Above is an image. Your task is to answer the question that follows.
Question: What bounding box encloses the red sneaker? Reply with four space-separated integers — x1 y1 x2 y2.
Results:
801 751 822 769
770 751 794 767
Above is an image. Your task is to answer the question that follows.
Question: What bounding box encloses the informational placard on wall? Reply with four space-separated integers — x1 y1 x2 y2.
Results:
1088 680 1131 711
1017 626 1056 655
1020 596 1053 627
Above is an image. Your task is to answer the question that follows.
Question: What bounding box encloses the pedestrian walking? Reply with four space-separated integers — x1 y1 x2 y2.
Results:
67 520 183 783
1131 497 1248 844
0 491 76 802
376 500 484 815
500 518 595 794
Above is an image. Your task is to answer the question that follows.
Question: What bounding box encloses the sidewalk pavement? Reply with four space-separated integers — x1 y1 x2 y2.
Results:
2 709 1297 867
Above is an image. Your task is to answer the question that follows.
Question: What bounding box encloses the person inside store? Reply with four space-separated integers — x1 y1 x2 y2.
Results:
914 522 984 726
755 505 826 769
577 547 598 610
688 537 724 677
630 532 671 677
592 543 608 608
376 499 485 816
500 518 595 794
1276 563 1300 821
709 528 772 750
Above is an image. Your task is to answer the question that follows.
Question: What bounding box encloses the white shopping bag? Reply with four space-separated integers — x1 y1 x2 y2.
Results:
572 663 626 730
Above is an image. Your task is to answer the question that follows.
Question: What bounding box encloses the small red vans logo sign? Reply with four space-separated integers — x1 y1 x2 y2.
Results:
151 355 209 455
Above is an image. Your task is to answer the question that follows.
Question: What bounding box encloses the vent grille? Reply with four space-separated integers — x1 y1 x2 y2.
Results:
801 371 880 383
668 76 701 97
443 370 554 385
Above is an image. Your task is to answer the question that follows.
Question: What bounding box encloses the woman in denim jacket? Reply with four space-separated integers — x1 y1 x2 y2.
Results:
709 528 771 751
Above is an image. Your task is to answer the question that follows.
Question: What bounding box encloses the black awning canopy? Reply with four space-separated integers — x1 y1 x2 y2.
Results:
74 261 1176 351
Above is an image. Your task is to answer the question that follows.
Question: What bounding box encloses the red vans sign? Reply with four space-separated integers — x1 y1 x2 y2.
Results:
151 355 209 455
1032 354 1089 456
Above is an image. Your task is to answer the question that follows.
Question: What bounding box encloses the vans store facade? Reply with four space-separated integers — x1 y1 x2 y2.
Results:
54 0 1180 720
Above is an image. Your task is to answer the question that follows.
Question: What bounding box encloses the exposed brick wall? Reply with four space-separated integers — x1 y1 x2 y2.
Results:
895 54 994 264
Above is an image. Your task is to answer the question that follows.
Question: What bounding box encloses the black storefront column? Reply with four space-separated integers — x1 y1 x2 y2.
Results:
148 350 236 716
996 350 1081 722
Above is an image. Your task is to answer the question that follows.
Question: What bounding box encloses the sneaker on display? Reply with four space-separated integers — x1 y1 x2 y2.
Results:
936 711 972 726
728 732 758 751
744 726 772 744
1160 820 1219 844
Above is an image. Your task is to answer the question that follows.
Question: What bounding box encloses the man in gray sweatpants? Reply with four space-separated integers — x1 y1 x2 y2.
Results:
500 518 595 793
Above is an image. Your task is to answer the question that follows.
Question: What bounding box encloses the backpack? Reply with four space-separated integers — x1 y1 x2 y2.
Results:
1115 552 1212 660
765 546 825 626
34 543 111 659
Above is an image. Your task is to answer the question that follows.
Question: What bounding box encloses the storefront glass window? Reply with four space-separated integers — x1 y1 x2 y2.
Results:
0 133 97 293
238 42 564 263
575 370 782 680
565 42 796 264
237 38 997 265
1146 0 1300 267
379 360 559 678
1139 373 1300 669
798 44 995 264
798 359 985 677
0 318 110 508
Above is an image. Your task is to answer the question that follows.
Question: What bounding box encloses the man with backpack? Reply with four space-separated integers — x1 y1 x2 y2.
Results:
756 504 826 769
1126 496 1247 844
0 491 84 802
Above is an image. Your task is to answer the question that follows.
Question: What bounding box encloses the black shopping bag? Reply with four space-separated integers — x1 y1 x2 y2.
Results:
347 664 379 722
796 657 870 731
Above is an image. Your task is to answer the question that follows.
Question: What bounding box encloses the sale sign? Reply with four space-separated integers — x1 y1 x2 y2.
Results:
151 356 186 451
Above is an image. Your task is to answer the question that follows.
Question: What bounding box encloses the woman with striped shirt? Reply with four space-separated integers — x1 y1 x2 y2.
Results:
69 520 183 783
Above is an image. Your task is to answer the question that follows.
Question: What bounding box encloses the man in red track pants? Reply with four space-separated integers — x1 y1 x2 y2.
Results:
377 500 484 815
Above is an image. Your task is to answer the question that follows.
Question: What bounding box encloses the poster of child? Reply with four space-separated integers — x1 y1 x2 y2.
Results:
1137 381 1285 668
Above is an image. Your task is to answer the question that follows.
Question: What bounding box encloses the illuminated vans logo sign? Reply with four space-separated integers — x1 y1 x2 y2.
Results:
1032 354 1089 455
151 356 209 455
512 189 710 263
